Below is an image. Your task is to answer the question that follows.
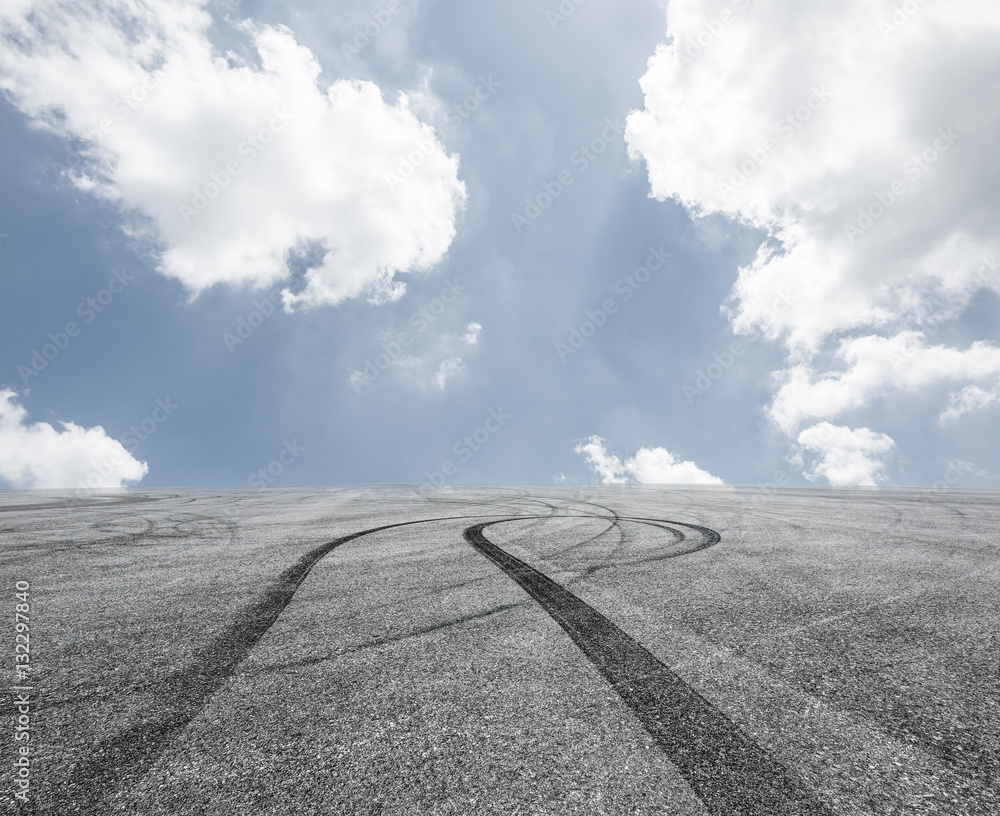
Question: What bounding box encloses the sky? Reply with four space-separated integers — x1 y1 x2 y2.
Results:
0 0 998 491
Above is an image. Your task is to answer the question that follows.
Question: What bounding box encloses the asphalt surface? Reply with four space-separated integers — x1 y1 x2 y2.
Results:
1 485 998 815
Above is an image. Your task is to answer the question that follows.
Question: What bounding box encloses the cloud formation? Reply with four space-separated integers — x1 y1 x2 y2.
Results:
0 390 148 489
793 423 896 488
434 356 465 390
939 382 1000 425
462 322 482 345
0 0 466 309
627 0 1000 483
769 333 1000 434
575 436 725 485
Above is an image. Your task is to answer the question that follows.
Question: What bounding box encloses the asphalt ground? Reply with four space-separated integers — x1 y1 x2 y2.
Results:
1 485 998 815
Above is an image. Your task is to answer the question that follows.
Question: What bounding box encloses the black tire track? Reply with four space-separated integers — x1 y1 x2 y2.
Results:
62 513 483 814
465 518 834 816
62 509 828 816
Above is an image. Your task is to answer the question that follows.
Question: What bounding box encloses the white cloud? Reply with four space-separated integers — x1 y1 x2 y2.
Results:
434 356 465 390
463 322 482 345
575 436 725 485
575 436 629 483
0 0 465 309
627 1 1000 351
0 390 148 489
793 422 896 487
346 316 482 394
626 0 1000 481
769 333 1000 433
945 459 989 480
625 445 726 485
939 382 1000 424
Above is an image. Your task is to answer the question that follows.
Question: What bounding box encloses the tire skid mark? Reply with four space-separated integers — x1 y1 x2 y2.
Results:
465 518 834 816
512 494 627 562
62 513 485 814
60 508 638 811
548 518 621 555
251 601 526 675
63 509 828 816
572 519 682 581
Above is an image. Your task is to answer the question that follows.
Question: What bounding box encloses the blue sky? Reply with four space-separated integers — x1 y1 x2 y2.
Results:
1 0 998 490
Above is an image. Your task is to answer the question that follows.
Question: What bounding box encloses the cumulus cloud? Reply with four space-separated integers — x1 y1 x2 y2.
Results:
346 316 482 394
462 322 482 345
626 0 1000 482
939 382 1000 424
0 390 148 489
434 356 465 390
627 0 1000 350
0 0 465 309
769 333 1000 433
575 436 630 484
793 422 896 487
575 436 725 485
947 459 989 479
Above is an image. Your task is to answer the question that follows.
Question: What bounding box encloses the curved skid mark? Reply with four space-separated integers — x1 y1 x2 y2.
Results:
543 498 626 558
63 508 820 816
252 601 526 675
548 517 621 556
575 518 686 579
63 513 485 814
465 519 833 816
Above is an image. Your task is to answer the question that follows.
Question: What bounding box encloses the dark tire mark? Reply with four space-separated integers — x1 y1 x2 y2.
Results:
253 601 525 674
61 509 644 812
545 496 630 575
62 513 484 814
465 519 834 816
63 508 828 816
